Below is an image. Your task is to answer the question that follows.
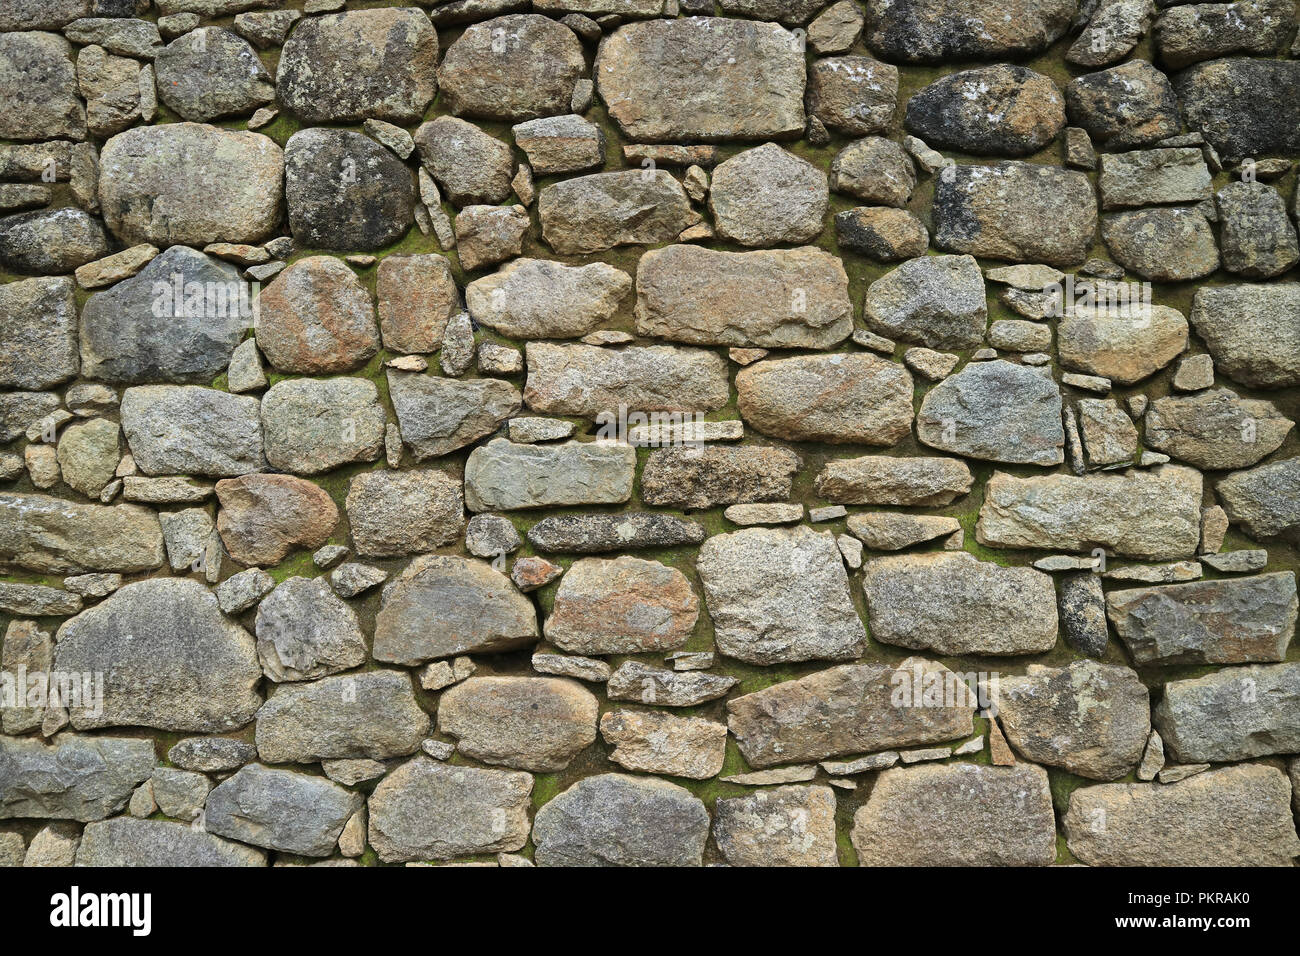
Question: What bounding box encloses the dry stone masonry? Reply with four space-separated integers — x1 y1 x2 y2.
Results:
0 0 1298 869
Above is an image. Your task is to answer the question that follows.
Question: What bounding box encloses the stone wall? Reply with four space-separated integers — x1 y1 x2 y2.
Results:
1 0 1300 867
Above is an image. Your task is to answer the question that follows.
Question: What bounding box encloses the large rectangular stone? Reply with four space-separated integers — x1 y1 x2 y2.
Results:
463 438 636 512
0 493 165 573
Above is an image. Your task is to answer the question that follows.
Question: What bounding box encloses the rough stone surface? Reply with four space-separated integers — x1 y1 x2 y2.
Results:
466 258 631 340
905 65 1065 156
1189 285 1300 389
917 360 1063 465
205 764 362 857
261 377 385 475
438 676 598 772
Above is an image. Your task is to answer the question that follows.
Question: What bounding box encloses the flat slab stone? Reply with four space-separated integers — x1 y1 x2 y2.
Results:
698 525 866 665
606 661 737 707
539 170 699 255
595 17 805 141
1154 662 1300 762
640 445 802 509
0 735 154 822
76 817 267 867
0 493 164 574
1057 303 1189 386
995 660 1150 780
1064 763 1300 865
275 7 438 124
545 555 698 655
464 439 636 512
846 512 960 550
713 785 839 867
814 455 973 506
526 512 705 553
524 343 730 419
532 773 709 866
634 244 852 349
726 657 973 768
373 554 538 665
1107 572 1296 666
1217 456 1300 544
388 372 521 459
439 676 598 772
851 763 1056 866
368 758 532 863
736 352 913 445
862 552 1058 656
54 578 262 732
601 708 726 779
976 465 1203 561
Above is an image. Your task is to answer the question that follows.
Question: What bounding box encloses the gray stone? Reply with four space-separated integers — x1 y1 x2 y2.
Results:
76 44 149 139
464 514 521 560
813 455 973 506
345 469 466 558
168 737 257 774
79 246 249 385
697 525 866 665
1106 573 1297 666
155 27 272 121
438 14 584 121
255 671 430 763
285 129 414 251
995 660 1150 779
0 277 78 389
454 205 529 272
205 764 362 857
863 254 986 350
56 418 119 499
635 244 852 349
642 444 801 509
1076 398 1137 467
834 206 929 261
275 7 438 124
917 360 1063 465
261 378 385 475
414 116 513 207
713 785 838 867
150 767 210 821
54 578 262 732
0 493 164 574
76 817 266 867
329 563 388 599
22 822 80 867
388 372 520 460
0 392 61 443
1155 662 1300 763
977 465 1203 560
736 352 912 446
904 65 1065 157
1058 303 1188 386
0 207 108 275
1145 389 1292 470
464 439 635 512
215 568 274 616
512 114 605 176
1202 550 1268 573
606 661 736 707
539 170 699 255
531 653 610 684
524 343 729 420
1155 0 1293 69
709 143 828 246
846 512 960 551
545 555 698 655
808 0 864 52
1098 148 1212 209
1058 570 1109 657
255 576 366 683
806 56 898 136
159 507 212 571
1065 59 1181 149
862 552 1058 656
466 258 632 340
1190 284 1300 390
1067 0 1154 66
438 676 597 772
595 17 805 141
600 708 726 779
933 162 1097 266
1101 207 1219 282
0 32 85 141
526 512 705 553
1064 763 1300 865
99 123 283 247
852 763 1057 866
862 0 1075 62
120 386 264 478
532 773 709 867
1 619 52 733
0 734 153 821
1173 58 1300 163
374 554 538 665
368 758 532 863
1216 181 1300 278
